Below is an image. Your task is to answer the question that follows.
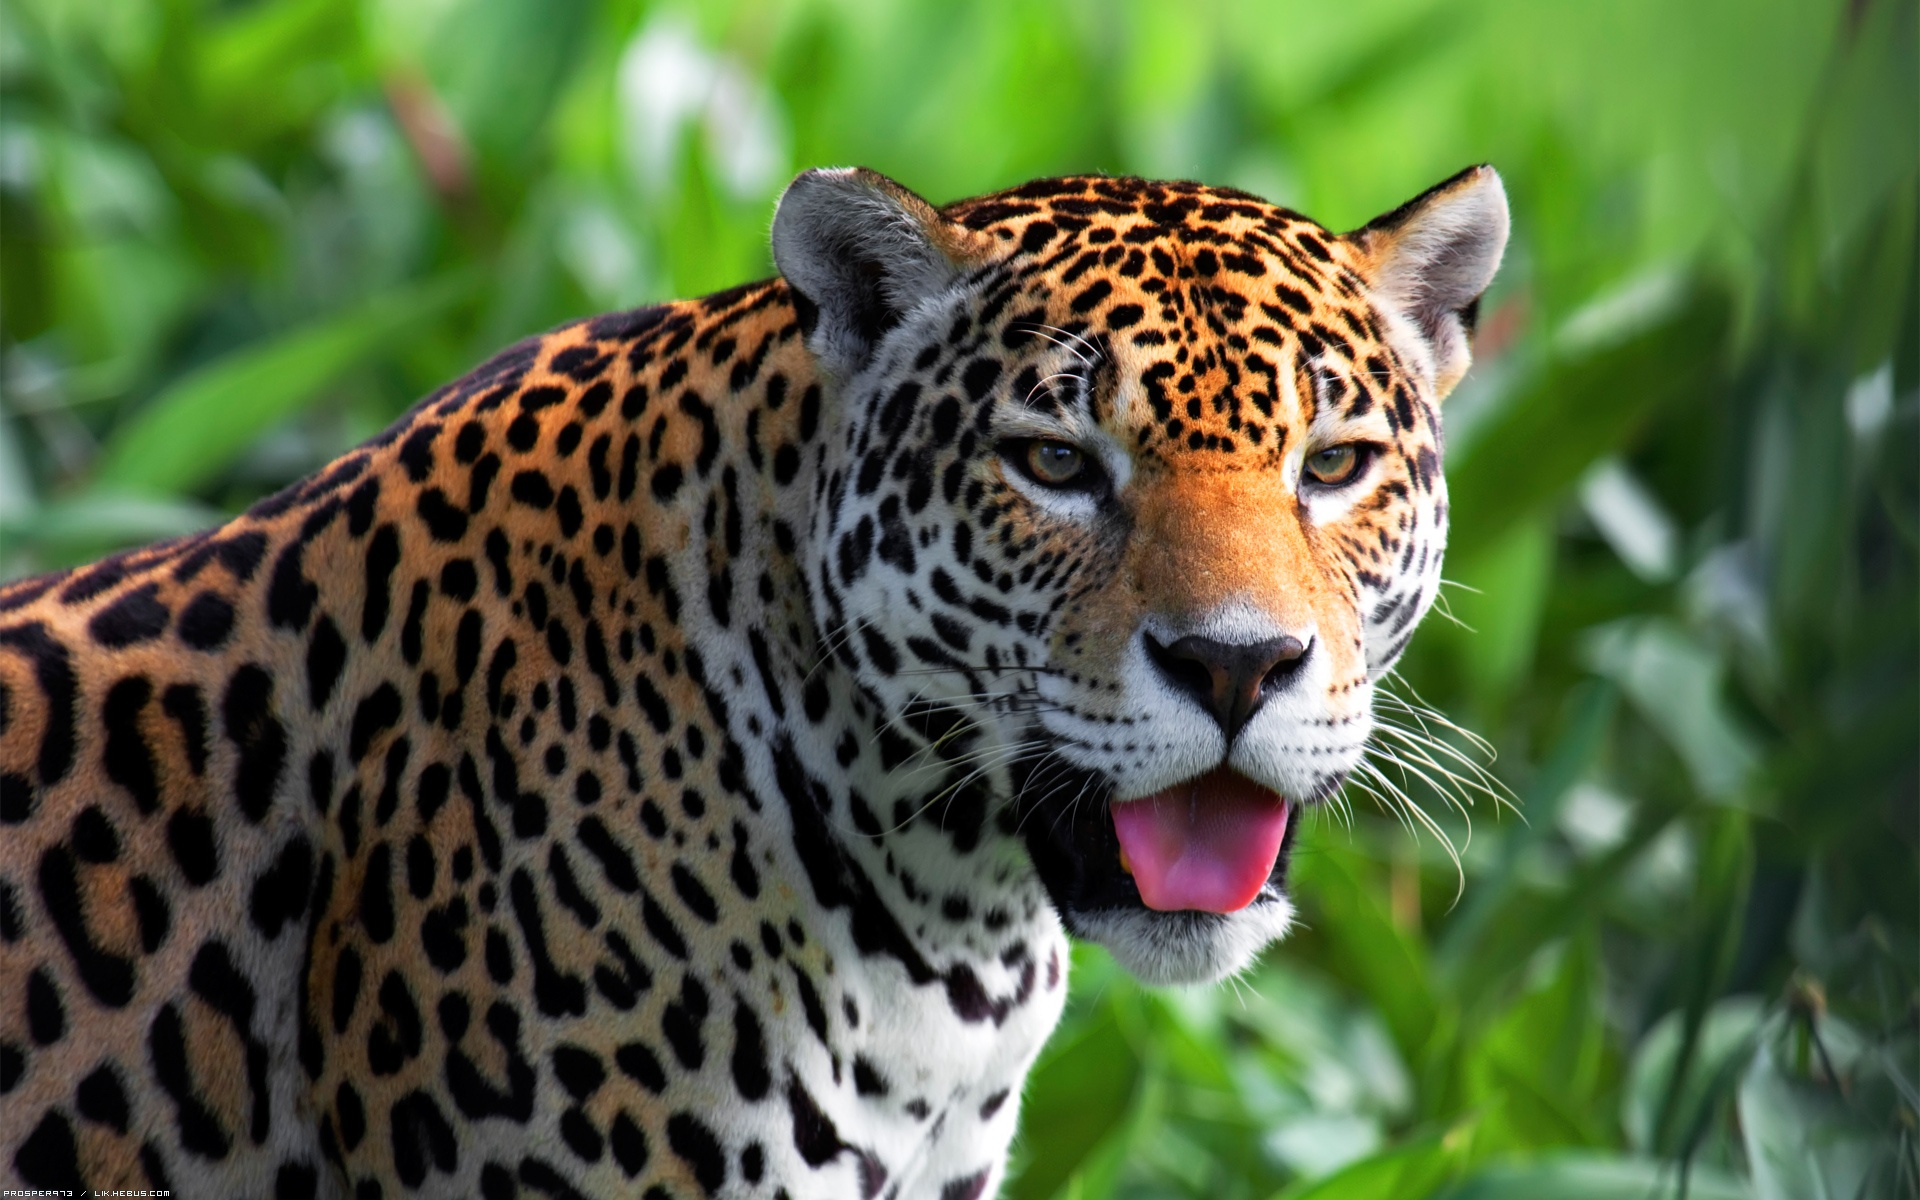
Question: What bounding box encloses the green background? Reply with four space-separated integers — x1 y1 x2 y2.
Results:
1 1 1914 1195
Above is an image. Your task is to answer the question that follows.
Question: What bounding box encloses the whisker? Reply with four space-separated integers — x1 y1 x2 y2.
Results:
803 622 860 684
1424 587 1472 631
1018 325 1095 368
891 664 1072 677
1369 743 1478 856
880 699 1045 780
1369 720 1508 815
1030 323 1105 367
1344 769 1420 839
1026 372 1088 407
921 683 1078 711
1378 675 1499 761
870 738 1056 836
1355 759 1466 901
897 735 1054 783
1371 684 1519 826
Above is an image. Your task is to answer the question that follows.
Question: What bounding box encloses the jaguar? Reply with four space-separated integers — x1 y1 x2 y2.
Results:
0 164 1506 1198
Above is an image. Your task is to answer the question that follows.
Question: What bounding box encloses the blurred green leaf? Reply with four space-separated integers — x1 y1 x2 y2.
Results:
0 2 1911 1197
1465 934 1613 1149
89 274 469 496
1581 619 1762 803
1289 842 1442 1066
1440 1153 1753 1200
196 0 364 143
1425 512 1555 717
422 0 594 175
1006 1005 1143 1200
1622 997 1766 1157
0 490 224 575
1739 1014 1908 1200
1446 286 1730 563
1273 1123 1472 1200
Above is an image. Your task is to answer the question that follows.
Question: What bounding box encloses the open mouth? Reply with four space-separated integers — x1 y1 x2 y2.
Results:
1015 755 1299 918
1112 768 1293 913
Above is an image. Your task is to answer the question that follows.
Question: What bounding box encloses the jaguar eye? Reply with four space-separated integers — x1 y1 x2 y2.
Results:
1303 444 1366 487
1013 439 1093 488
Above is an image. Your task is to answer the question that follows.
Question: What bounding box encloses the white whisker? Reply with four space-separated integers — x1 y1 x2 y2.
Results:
1031 323 1105 366
1020 326 1095 368
1027 371 1087 406
1355 759 1466 901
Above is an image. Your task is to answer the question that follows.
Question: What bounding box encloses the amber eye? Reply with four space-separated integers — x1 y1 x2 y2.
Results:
1020 440 1089 487
1304 444 1365 487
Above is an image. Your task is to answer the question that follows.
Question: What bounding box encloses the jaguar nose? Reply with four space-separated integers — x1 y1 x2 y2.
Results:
1144 632 1311 742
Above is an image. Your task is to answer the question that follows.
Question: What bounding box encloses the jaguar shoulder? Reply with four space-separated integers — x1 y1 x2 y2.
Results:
1 166 1507 1198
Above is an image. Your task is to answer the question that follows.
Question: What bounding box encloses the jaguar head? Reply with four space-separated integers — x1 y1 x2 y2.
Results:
774 166 1507 984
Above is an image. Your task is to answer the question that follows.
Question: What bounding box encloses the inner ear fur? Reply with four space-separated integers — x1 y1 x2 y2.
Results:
1345 164 1510 399
771 167 992 377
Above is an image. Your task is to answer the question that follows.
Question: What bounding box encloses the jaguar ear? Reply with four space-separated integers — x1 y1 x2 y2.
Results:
772 167 990 377
1346 165 1509 399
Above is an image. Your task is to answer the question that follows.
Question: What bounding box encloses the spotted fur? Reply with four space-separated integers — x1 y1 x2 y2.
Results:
1 166 1505 1197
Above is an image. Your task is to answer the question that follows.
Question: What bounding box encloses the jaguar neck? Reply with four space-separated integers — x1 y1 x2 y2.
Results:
769 469 1059 976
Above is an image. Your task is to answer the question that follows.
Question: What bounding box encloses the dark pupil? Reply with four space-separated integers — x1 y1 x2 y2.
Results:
1040 445 1076 471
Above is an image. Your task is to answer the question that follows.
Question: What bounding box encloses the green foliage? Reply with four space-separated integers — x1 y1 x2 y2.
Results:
1 0 1912 1195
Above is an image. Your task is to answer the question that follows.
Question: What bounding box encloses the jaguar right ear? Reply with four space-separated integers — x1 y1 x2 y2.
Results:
1344 165 1509 400
771 167 991 378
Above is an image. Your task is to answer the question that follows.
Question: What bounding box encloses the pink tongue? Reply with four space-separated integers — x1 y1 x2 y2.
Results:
1111 769 1290 913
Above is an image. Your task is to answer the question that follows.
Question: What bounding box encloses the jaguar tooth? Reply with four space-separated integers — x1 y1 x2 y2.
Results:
1118 842 1134 877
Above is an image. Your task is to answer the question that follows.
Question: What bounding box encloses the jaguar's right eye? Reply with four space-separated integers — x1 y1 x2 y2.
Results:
1303 443 1369 487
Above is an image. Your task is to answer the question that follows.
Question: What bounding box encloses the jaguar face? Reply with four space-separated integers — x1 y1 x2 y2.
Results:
776 167 1507 984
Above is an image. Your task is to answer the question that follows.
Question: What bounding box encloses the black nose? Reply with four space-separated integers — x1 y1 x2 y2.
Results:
1144 632 1311 742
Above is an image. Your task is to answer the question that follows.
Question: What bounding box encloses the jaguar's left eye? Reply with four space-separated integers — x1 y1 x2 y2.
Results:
1005 438 1101 490
1303 444 1368 487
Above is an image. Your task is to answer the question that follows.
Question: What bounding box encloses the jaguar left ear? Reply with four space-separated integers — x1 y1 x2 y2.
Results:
1345 165 1509 399
772 167 992 378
